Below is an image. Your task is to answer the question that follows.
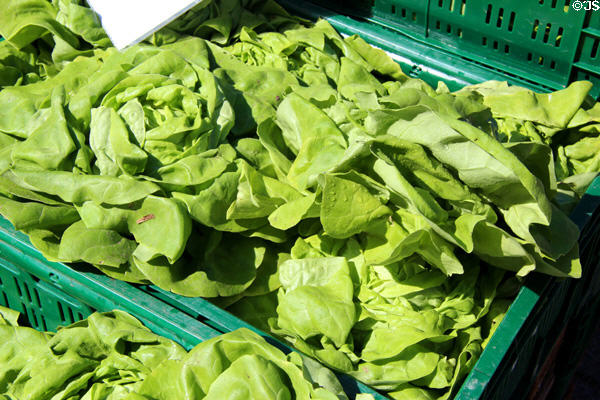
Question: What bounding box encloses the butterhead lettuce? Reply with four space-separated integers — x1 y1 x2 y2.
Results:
0 0 598 399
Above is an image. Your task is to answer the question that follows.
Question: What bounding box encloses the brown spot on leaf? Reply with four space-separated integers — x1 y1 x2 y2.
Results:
136 214 155 224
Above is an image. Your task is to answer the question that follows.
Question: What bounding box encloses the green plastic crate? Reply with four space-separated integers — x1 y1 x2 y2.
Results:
0 217 220 348
372 0 428 37
0 260 92 332
426 0 585 90
572 11 600 99
283 0 599 98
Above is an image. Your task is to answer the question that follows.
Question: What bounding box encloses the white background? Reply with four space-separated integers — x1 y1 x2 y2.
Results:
87 0 207 49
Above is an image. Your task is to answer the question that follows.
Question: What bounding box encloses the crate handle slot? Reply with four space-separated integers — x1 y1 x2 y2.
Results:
57 300 66 322
556 27 564 46
532 19 540 39
496 8 504 28
543 23 552 43
508 11 516 31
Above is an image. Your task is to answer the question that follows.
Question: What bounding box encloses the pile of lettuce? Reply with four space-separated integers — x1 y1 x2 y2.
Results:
0 306 346 399
0 0 599 399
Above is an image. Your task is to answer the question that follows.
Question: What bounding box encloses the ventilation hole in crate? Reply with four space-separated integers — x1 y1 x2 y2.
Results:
543 23 552 43
528 52 533 61
550 60 557 69
450 0 455 11
57 301 66 321
538 56 545 65
496 8 504 27
551 0 558 7
446 24 452 33
13 277 23 298
539 0 544 4
482 37 488 45
532 20 540 39
486 4 492 23
23 284 32 303
556 27 564 46
77 312 84 320
32 287 41 307
67 307 75 323
457 28 463 37
460 0 466 14
412 12 417 21
436 20 441 29
0 276 3 286
1 291 8 307
409 65 422 77
504 44 510 53
391 5 396 14
40 315 47 331
508 12 516 31
438 0 443 6
29 309 38 327
401 8 407 17
592 39 599 58
564 0 571 12
493 40 499 49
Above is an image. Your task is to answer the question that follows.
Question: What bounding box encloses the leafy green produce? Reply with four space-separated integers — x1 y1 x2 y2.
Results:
0 306 347 400
0 0 599 399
